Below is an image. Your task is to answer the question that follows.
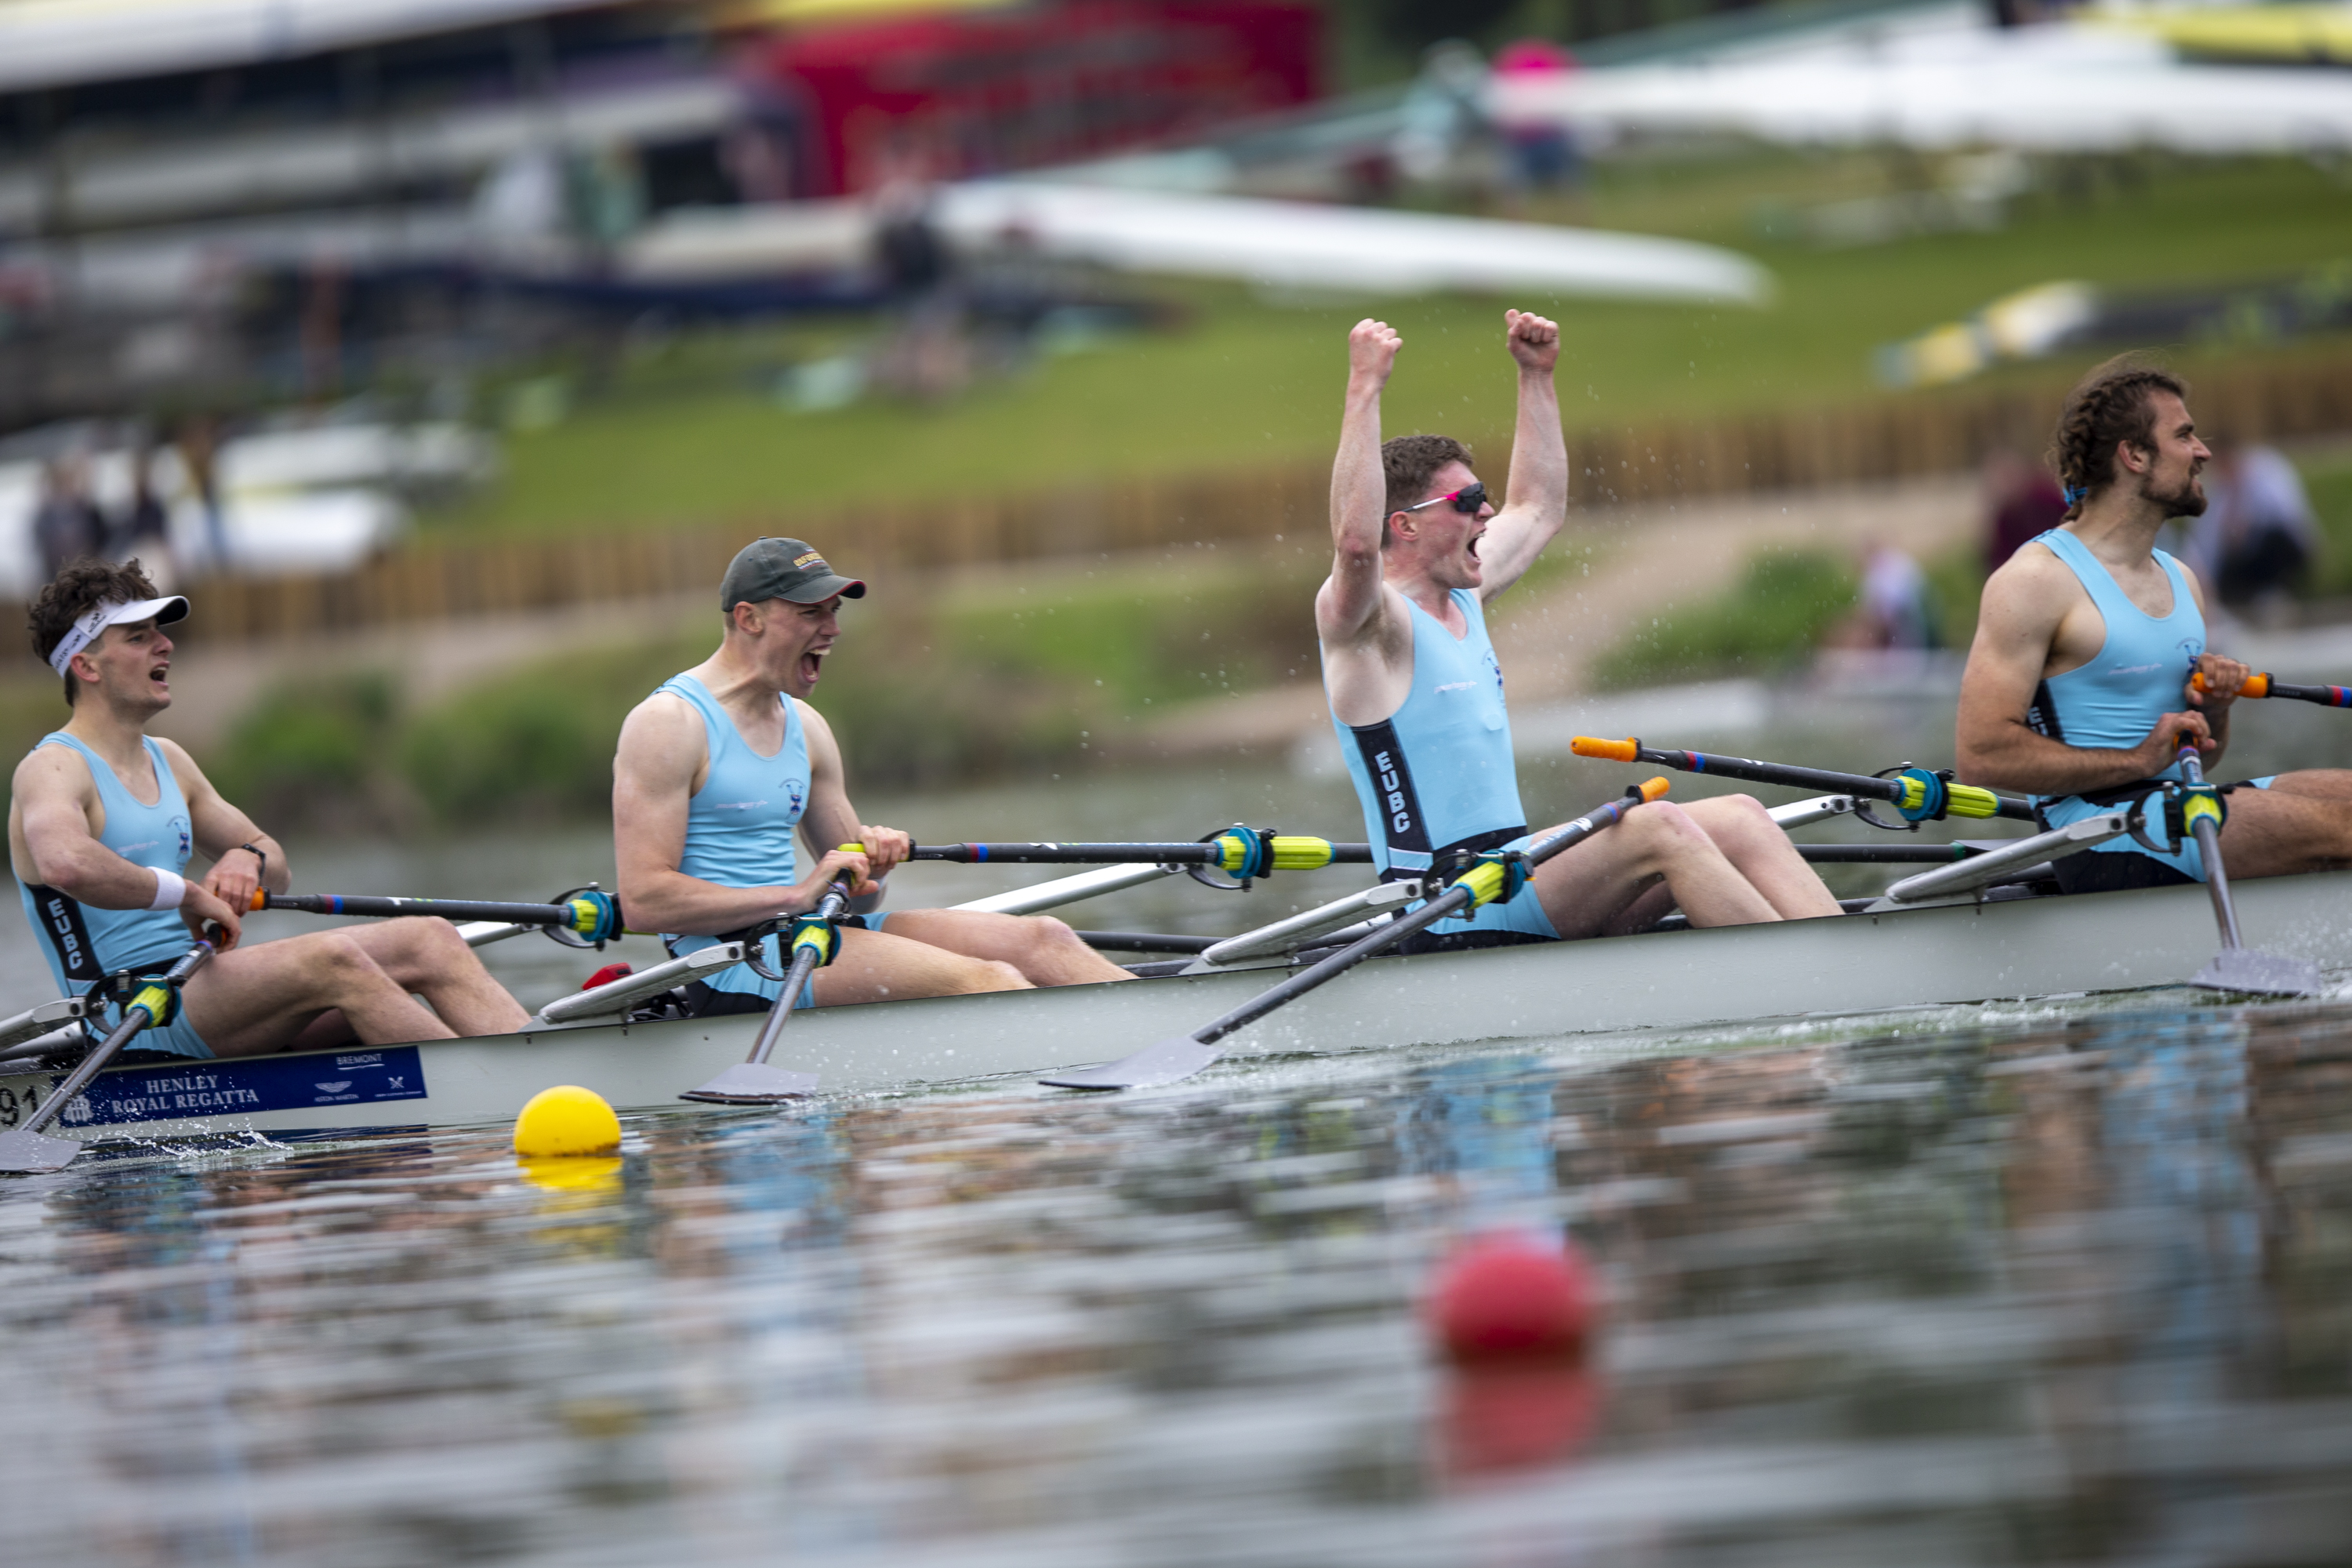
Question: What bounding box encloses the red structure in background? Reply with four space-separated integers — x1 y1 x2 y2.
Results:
741 1 1321 199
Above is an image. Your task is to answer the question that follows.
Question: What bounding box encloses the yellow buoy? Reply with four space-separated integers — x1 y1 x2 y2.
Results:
514 1084 622 1158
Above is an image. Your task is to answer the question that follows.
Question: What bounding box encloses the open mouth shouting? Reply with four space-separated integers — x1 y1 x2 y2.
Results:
799 648 828 689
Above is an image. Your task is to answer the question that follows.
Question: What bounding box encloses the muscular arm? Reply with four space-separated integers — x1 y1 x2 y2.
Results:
10 746 243 947
158 738 287 913
612 693 873 937
1955 550 2208 793
1318 318 1413 727
1474 310 1567 601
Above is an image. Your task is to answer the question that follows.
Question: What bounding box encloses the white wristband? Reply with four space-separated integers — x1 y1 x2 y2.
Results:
147 869 186 912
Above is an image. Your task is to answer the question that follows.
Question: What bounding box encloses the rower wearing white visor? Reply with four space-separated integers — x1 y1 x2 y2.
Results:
612 537 1131 1015
1317 313 1842 942
1958 355 2352 886
9 559 529 1060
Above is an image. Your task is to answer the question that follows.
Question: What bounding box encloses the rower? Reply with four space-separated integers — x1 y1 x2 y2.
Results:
611 537 1132 1017
1956 354 2352 888
9 559 530 1060
1317 314 1843 943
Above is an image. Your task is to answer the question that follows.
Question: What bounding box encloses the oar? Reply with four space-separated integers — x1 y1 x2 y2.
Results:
677 878 851 1105
0 940 213 1174
2172 743 2322 996
913 835 1370 871
1570 736 2035 823
2191 670 2352 709
252 888 626 945
1041 779 1671 1092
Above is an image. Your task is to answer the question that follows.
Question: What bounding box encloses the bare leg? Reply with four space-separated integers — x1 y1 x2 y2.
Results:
872 909 1133 985
1534 801 1784 938
331 917 529 1036
2215 770 2352 877
1678 795 1846 919
809 925 1031 1007
181 930 458 1058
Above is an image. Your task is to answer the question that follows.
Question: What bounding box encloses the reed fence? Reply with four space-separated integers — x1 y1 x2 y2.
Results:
178 352 2352 644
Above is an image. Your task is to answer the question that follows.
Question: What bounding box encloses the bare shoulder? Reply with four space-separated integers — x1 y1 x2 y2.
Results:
616 689 704 772
789 696 835 743
11 739 87 801
151 735 211 793
1978 541 2082 625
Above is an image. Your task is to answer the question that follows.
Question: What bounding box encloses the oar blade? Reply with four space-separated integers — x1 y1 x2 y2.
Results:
2190 948 2324 998
0 1126 85 1174
1040 1036 1222 1091
678 1062 819 1105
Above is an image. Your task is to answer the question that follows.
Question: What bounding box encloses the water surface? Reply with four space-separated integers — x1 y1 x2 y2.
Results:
5 993 2350 1566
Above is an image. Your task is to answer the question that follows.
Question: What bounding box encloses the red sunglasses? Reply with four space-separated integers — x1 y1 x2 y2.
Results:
1400 481 1488 516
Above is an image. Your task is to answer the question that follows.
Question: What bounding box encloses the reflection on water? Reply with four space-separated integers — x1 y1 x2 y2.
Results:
5 996 2350 1566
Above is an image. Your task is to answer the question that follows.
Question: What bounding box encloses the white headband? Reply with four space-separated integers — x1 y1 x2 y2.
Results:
46 595 190 676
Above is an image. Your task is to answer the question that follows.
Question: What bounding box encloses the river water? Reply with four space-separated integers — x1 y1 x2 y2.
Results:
5 758 2352 1565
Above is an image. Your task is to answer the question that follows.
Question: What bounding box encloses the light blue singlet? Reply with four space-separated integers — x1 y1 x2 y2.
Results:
656 673 829 1008
15 732 212 1059
2027 528 2270 882
1330 590 1556 942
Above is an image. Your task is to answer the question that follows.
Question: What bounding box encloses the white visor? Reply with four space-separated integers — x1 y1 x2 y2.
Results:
46 595 190 676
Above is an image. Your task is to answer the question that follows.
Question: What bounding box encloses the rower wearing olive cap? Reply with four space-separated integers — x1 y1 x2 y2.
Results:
612 537 1133 1014
9 558 529 1059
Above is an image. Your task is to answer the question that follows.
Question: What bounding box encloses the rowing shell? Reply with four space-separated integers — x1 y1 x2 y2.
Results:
5 871 2347 1151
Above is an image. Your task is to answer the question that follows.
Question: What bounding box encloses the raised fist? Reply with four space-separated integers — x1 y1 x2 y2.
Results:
1505 309 1560 373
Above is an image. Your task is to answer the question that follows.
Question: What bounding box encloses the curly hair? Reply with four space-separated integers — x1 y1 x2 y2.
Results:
1381 434 1475 546
2048 354 2189 518
29 557 164 705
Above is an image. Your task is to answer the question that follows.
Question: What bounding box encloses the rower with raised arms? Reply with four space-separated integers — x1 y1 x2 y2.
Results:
9 560 531 1060
612 537 1132 1016
1317 313 1842 942
1957 354 2352 889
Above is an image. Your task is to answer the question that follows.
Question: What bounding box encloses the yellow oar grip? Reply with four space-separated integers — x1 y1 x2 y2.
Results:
567 898 602 935
1269 837 1334 869
837 842 864 853
130 983 172 1023
1571 735 1638 762
1944 783 2002 819
2181 793 2225 831
1636 775 1671 802
1454 860 1509 908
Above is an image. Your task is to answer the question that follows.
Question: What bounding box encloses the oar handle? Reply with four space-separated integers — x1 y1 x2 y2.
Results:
906 837 1373 871
2191 670 2352 707
1569 736 2034 822
252 890 626 942
17 939 212 1138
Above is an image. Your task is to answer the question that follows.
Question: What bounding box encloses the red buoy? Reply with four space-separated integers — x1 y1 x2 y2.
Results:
1428 1236 1597 1363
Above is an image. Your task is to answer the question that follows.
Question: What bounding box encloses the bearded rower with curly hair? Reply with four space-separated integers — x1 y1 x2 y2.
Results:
1957 354 2352 890
9 559 529 1060
1319 312 1842 942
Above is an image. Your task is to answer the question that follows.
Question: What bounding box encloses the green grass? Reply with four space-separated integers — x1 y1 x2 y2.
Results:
428 153 2352 537
2302 448 2352 597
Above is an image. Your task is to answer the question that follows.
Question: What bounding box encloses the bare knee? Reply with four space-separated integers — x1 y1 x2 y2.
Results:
969 959 1031 993
1624 801 1712 859
306 931 392 1000
1685 792 1777 846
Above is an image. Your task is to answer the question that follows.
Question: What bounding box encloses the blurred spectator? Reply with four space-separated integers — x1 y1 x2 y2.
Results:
2189 438 2317 622
176 415 232 573
31 456 103 578
1983 447 2068 571
1829 539 1940 651
870 161 968 403
1396 42 1508 208
110 447 176 589
1493 38 1584 207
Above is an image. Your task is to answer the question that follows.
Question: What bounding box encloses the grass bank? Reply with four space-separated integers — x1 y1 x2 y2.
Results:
435 154 2352 537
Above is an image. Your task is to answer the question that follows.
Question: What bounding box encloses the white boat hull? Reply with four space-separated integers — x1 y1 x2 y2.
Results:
5 872 2347 1150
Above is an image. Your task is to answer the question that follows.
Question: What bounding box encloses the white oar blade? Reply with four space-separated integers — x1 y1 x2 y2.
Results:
2191 949 2323 998
0 1127 85 1174
1041 1036 1221 1091
678 1063 818 1105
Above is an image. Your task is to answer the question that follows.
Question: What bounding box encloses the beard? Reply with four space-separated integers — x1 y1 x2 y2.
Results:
2140 467 2206 519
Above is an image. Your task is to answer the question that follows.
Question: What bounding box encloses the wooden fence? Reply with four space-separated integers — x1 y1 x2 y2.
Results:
178 351 2352 644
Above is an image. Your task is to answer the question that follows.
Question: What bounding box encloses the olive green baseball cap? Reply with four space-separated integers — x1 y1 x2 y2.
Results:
720 538 867 611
